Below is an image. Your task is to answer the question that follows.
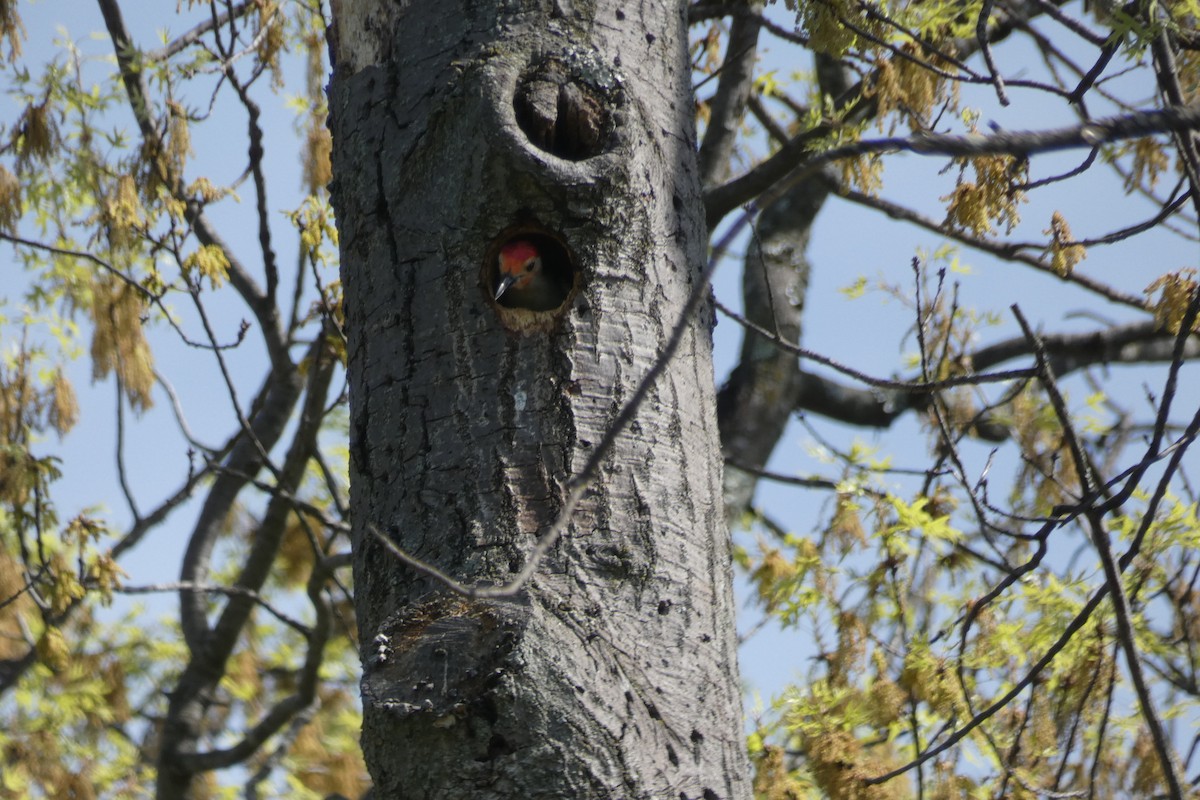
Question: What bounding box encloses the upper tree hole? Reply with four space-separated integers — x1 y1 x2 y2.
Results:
514 60 614 160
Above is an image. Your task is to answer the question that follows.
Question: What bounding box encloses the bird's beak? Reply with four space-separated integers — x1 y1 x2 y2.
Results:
494 272 517 301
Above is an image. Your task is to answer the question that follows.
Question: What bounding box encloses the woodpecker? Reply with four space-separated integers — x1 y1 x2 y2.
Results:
494 240 566 311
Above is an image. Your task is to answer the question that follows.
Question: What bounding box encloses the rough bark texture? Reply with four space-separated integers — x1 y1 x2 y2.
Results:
327 2 749 798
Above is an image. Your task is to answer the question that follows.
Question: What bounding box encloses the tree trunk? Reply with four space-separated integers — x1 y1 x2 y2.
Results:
327 2 750 798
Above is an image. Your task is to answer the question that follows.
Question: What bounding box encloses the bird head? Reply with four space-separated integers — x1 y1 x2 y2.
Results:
495 240 543 301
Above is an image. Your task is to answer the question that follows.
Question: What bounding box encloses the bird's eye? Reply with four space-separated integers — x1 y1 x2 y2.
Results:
525 260 535 272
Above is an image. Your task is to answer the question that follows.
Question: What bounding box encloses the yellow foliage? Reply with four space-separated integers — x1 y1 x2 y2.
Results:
304 24 325 100
942 154 1027 236
49 368 78 435
829 493 867 553
0 551 36 661
0 446 33 508
166 100 192 176
805 728 907 800
753 548 797 612
36 625 70 672
65 514 106 545
185 176 228 203
90 275 155 411
1130 728 1166 796
46 551 85 615
1145 269 1199 334
183 243 231 289
866 677 905 728
302 21 332 195
753 745 811 799
840 154 884 196
1009 387 1079 513
304 123 333 194
255 0 285 89
929 761 977 800
899 645 961 717
0 0 24 61
223 648 264 702
1176 47 1200 103
0 163 19 232
291 717 371 797
0 346 68 508
16 99 56 169
162 194 187 222
100 659 132 725
695 23 722 74
291 195 339 260
278 510 319 584
1043 211 1086 277
798 0 880 57
829 611 866 686
867 43 959 132
1125 137 1169 192
87 552 127 607
99 174 144 252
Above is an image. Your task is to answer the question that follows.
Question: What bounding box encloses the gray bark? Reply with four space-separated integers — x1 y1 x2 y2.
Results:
696 0 763 189
717 174 828 522
327 1 749 798
716 54 845 523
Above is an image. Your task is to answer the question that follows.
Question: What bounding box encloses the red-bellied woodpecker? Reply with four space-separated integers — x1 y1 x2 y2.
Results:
494 240 566 311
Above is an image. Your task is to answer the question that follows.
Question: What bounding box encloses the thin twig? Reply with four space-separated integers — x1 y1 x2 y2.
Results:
116 581 310 634
868 582 1108 784
1014 303 1186 799
112 376 143 528
978 0 1011 105
714 295 1037 390
706 103 1200 226
146 0 255 61
188 279 280 480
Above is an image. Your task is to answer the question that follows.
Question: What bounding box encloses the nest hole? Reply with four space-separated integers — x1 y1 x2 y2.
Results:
484 228 577 323
514 61 612 161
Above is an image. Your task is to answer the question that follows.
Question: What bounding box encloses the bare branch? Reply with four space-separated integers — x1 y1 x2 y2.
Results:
835 188 1151 310
706 103 1200 226
715 296 1037 392
97 0 290 369
162 332 337 782
1014 304 1186 798
1151 30 1200 219
115 581 311 634
145 1 255 62
113 377 141 522
176 550 340 773
697 1 763 187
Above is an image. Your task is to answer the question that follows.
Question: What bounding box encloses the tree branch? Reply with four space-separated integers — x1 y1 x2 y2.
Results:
145 1 255 62
706 103 1200 226
1151 30 1200 219
160 332 336 788
767 317 1200 433
1014 305 1186 798
178 550 339 773
835 188 1150 310
696 1 763 188
97 0 290 369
